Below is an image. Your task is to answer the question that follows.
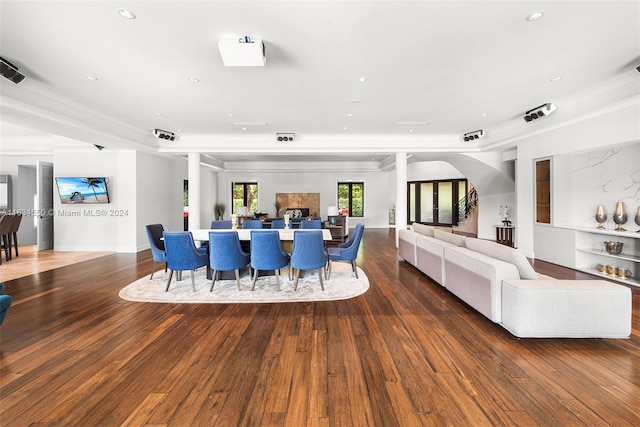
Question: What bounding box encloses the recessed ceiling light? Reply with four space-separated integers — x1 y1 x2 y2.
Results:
189 77 199 82
481 113 488 117
347 113 353 117
351 99 360 103
526 11 544 21
409 129 414 133
394 121 429 125
550 76 563 82
86 75 98 81
343 127 348 130
358 77 367 83
227 113 234 117
241 127 247 131
118 9 136 20
154 112 162 116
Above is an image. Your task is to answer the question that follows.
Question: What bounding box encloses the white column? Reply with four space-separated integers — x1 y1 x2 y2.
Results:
188 153 201 231
395 152 407 247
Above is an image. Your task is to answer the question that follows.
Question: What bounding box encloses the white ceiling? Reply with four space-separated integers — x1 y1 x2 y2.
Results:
1 1 639 164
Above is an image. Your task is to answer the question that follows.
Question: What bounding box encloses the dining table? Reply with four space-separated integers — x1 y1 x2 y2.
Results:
191 228 333 280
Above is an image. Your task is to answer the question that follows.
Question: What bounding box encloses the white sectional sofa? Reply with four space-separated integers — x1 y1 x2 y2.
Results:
398 224 632 338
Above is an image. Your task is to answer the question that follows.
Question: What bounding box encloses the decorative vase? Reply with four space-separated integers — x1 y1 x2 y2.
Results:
635 206 640 233
595 205 607 229
612 202 627 231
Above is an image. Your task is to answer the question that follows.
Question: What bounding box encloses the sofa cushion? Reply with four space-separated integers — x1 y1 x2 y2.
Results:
465 238 538 279
411 223 434 237
433 229 466 247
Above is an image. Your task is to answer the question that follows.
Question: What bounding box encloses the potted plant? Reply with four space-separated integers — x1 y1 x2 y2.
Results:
214 203 226 221
274 200 282 217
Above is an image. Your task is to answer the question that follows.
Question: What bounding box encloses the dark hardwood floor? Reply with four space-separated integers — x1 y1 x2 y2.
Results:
1 229 639 426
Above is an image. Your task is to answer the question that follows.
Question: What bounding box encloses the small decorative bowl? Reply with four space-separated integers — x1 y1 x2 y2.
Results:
604 241 623 255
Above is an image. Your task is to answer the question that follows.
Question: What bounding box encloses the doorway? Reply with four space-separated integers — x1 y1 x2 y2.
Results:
407 179 467 226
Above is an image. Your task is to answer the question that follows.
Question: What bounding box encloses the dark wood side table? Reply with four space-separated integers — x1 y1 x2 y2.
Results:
495 226 515 247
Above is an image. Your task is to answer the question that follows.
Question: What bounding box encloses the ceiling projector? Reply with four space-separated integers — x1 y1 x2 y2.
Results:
276 133 295 142
523 103 557 122
463 130 485 141
218 37 266 67
153 129 176 141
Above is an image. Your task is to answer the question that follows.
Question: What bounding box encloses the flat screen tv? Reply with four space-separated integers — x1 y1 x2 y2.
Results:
55 177 110 204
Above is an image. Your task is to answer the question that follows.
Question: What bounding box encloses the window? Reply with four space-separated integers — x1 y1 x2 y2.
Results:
338 182 364 217
232 182 258 214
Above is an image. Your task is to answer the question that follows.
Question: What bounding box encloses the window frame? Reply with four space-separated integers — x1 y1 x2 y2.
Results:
337 181 364 218
231 181 259 215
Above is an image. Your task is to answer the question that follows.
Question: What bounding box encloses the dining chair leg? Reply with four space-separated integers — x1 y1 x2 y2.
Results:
165 270 174 291
275 269 281 291
251 269 259 291
210 270 218 291
327 260 332 280
190 270 196 291
352 260 358 279
293 269 301 291
318 268 325 291
150 261 157 279
235 269 241 291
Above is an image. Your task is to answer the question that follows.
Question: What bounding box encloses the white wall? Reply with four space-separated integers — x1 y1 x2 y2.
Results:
135 151 186 250
54 149 186 252
516 100 640 258
217 169 394 228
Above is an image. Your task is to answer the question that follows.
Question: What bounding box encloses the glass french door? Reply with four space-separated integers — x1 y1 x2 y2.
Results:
408 179 467 226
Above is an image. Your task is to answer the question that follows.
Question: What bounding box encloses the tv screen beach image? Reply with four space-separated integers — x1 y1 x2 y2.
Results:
55 177 110 204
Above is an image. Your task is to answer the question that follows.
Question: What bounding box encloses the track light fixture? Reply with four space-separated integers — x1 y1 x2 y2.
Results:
523 103 556 122
94 144 105 151
463 130 485 141
153 128 176 141
0 56 26 84
276 133 295 142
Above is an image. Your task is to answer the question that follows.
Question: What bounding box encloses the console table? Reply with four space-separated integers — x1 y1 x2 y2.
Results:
495 225 515 247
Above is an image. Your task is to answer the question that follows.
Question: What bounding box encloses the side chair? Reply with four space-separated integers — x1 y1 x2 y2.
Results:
327 223 364 279
163 231 208 292
290 230 327 291
242 219 264 229
208 231 250 291
270 219 285 229
0 282 12 326
145 224 167 279
250 230 290 291
210 220 232 229
300 219 322 229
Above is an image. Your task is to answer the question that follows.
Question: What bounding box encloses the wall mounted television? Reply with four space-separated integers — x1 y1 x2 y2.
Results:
55 177 110 204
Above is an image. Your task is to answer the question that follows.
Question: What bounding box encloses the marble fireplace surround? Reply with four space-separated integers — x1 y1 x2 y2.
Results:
276 193 321 218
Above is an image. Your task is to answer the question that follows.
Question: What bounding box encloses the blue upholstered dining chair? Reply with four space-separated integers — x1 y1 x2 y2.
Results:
208 231 250 291
145 224 167 279
290 230 327 291
242 219 264 229
327 223 364 279
250 230 290 291
300 219 322 229
270 219 285 229
163 231 208 292
210 220 232 229
0 282 12 326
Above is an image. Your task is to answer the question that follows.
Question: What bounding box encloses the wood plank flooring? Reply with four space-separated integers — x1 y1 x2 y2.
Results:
1 229 639 426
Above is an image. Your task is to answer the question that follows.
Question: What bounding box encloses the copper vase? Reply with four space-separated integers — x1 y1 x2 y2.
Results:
613 202 627 231
595 205 607 229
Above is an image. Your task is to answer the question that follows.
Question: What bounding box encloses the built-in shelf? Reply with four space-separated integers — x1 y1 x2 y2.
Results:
556 225 640 239
577 267 640 287
576 248 640 263
560 225 640 288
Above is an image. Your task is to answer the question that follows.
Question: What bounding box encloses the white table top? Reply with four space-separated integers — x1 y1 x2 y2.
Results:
191 228 332 241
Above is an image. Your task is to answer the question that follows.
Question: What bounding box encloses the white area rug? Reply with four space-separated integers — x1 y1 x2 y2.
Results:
119 262 369 304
